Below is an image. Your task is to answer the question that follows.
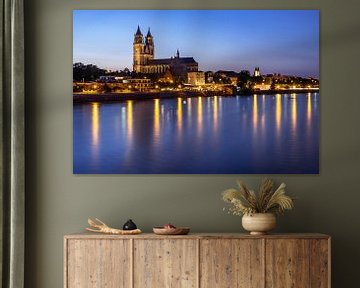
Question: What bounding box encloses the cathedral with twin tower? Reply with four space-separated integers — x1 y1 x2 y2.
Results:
133 26 199 77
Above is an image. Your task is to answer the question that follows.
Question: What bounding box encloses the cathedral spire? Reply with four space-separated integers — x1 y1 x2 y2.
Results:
146 27 152 37
134 25 144 44
145 27 154 55
135 25 142 36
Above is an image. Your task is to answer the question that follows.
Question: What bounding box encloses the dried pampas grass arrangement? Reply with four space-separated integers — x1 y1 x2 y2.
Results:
222 179 295 216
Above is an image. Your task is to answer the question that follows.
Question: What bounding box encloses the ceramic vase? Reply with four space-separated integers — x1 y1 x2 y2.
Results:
242 213 276 235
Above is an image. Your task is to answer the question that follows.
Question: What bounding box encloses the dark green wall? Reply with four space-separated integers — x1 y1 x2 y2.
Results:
25 0 360 287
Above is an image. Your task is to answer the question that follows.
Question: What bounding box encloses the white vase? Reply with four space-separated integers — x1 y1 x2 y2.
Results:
242 213 276 235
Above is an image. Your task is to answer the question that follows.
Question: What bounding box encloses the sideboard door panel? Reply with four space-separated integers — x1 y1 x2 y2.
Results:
66 239 131 288
310 239 330 288
265 239 310 288
133 239 198 288
200 239 264 288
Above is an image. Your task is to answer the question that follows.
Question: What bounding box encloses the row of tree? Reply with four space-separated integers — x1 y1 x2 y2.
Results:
73 63 132 82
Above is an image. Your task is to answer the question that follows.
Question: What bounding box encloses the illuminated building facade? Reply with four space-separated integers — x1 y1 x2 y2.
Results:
133 26 198 77
188 71 205 85
254 67 261 77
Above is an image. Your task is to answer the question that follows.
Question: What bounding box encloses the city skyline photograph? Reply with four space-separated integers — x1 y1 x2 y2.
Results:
73 10 320 174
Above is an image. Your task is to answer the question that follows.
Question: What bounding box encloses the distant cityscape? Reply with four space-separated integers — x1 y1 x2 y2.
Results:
73 26 319 98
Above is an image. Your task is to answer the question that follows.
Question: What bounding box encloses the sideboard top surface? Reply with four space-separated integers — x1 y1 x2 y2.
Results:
64 232 330 240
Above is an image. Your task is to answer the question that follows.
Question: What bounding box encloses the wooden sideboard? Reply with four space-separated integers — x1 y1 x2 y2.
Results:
64 233 330 288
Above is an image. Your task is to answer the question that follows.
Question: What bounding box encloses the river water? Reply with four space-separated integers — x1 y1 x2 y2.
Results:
73 93 319 174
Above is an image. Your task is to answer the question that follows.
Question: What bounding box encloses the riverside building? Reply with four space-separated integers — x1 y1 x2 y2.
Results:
133 26 199 78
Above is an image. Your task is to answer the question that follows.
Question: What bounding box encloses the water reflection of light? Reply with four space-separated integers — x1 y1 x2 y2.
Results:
207 97 211 113
91 102 99 147
187 98 192 116
292 95 297 130
177 97 183 132
154 99 160 138
197 97 203 132
126 100 133 139
126 100 134 135
121 107 126 131
253 94 258 129
307 93 312 125
261 114 265 131
258 96 265 136
186 98 192 127
218 96 223 114
213 96 218 132
276 94 282 132
262 95 266 130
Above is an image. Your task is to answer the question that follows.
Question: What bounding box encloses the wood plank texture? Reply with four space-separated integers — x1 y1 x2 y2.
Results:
265 239 310 288
310 239 330 288
66 239 131 288
133 239 198 288
200 239 264 288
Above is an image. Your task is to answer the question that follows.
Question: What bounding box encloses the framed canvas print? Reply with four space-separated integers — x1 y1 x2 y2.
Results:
73 10 319 174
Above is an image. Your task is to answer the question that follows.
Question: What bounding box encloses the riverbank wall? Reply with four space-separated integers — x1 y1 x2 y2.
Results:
73 89 319 103
73 90 232 103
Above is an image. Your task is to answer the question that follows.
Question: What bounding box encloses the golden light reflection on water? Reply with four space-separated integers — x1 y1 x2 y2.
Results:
253 94 258 130
261 95 266 130
177 97 183 132
213 96 218 132
291 94 297 130
187 98 192 117
126 100 133 139
91 102 99 147
154 99 160 138
197 97 203 132
80 92 319 173
307 93 312 124
276 94 282 133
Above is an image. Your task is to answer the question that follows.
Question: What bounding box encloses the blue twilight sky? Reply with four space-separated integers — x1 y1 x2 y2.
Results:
73 10 319 77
